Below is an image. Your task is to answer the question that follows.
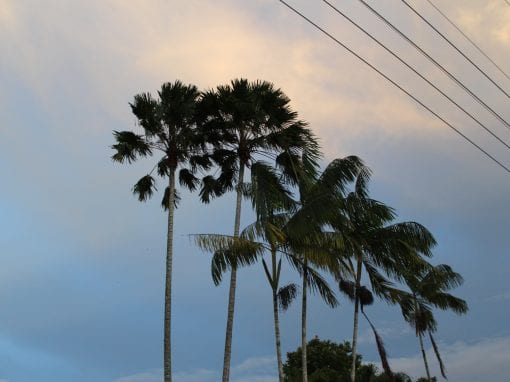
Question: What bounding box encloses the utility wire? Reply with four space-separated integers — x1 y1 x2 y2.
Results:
357 0 510 131
400 0 510 99
321 0 510 149
425 0 510 83
276 0 509 173
504 0 510 7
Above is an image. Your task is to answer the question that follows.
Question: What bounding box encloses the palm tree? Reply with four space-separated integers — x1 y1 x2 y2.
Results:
399 264 468 381
279 154 365 382
111 81 208 382
195 160 337 382
197 78 319 382
331 169 436 382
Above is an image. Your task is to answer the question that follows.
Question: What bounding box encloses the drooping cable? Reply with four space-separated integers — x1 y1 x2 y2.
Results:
321 0 509 149
276 0 510 173
400 0 510 99
424 0 510 83
357 0 510 131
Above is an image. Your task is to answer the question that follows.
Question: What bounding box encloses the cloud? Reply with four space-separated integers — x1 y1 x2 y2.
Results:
387 335 510 382
114 356 278 382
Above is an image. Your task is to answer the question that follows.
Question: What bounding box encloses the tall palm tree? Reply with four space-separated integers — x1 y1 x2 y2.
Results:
111 81 208 382
197 78 319 382
279 154 365 382
331 170 436 382
247 161 297 381
195 160 337 382
399 264 468 381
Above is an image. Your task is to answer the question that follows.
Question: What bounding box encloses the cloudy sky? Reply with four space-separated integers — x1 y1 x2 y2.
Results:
1 0 509 381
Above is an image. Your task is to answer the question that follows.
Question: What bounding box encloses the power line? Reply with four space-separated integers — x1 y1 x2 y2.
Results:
424 0 510 83
357 0 510 131
400 0 510 100
504 0 510 7
321 0 510 150
276 0 510 173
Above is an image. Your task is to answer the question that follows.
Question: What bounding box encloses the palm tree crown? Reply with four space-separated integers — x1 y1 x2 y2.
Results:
399 264 468 380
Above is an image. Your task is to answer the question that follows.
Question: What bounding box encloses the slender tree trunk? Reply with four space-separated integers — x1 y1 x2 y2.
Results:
301 260 308 382
273 288 284 381
419 332 431 382
164 169 176 382
350 260 363 382
269 248 284 382
222 164 245 382
414 293 431 382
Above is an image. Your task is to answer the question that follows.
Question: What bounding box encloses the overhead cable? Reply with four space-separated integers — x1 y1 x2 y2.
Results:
321 0 509 149
400 0 510 99
357 0 510 131
276 0 510 173
424 0 510 83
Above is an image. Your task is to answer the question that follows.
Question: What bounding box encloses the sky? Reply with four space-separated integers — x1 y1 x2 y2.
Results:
0 0 509 381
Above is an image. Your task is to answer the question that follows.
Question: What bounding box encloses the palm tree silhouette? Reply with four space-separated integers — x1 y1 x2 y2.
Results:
197 78 319 382
111 81 208 382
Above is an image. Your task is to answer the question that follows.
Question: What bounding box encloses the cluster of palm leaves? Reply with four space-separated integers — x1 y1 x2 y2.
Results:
111 79 467 382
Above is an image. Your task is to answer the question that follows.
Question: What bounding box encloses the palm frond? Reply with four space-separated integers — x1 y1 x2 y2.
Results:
429 332 447 379
339 280 374 307
132 175 156 201
361 308 394 380
189 153 213 172
426 292 468 314
198 234 263 285
339 279 356 302
199 175 222 203
161 187 180 210
359 286 374 307
179 168 199 191
249 161 296 219
193 233 264 258
157 81 200 129
129 93 161 137
420 264 465 293
277 283 299 312
354 165 372 198
305 266 338 307
240 214 290 243
261 259 274 286
314 156 366 198
111 131 152 163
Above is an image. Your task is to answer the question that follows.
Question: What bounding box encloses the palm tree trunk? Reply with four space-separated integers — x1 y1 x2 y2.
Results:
164 169 176 382
273 288 284 381
301 259 308 382
419 332 431 382
222 164 245 382
350 259 363 382
269 248 284 382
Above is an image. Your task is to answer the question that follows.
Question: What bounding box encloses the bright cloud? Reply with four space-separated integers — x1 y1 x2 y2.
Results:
388 335 510 382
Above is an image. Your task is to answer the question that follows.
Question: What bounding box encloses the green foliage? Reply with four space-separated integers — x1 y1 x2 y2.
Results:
111 80 207 207
283 338 424 382
283 338 359 382
277 283 298 312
